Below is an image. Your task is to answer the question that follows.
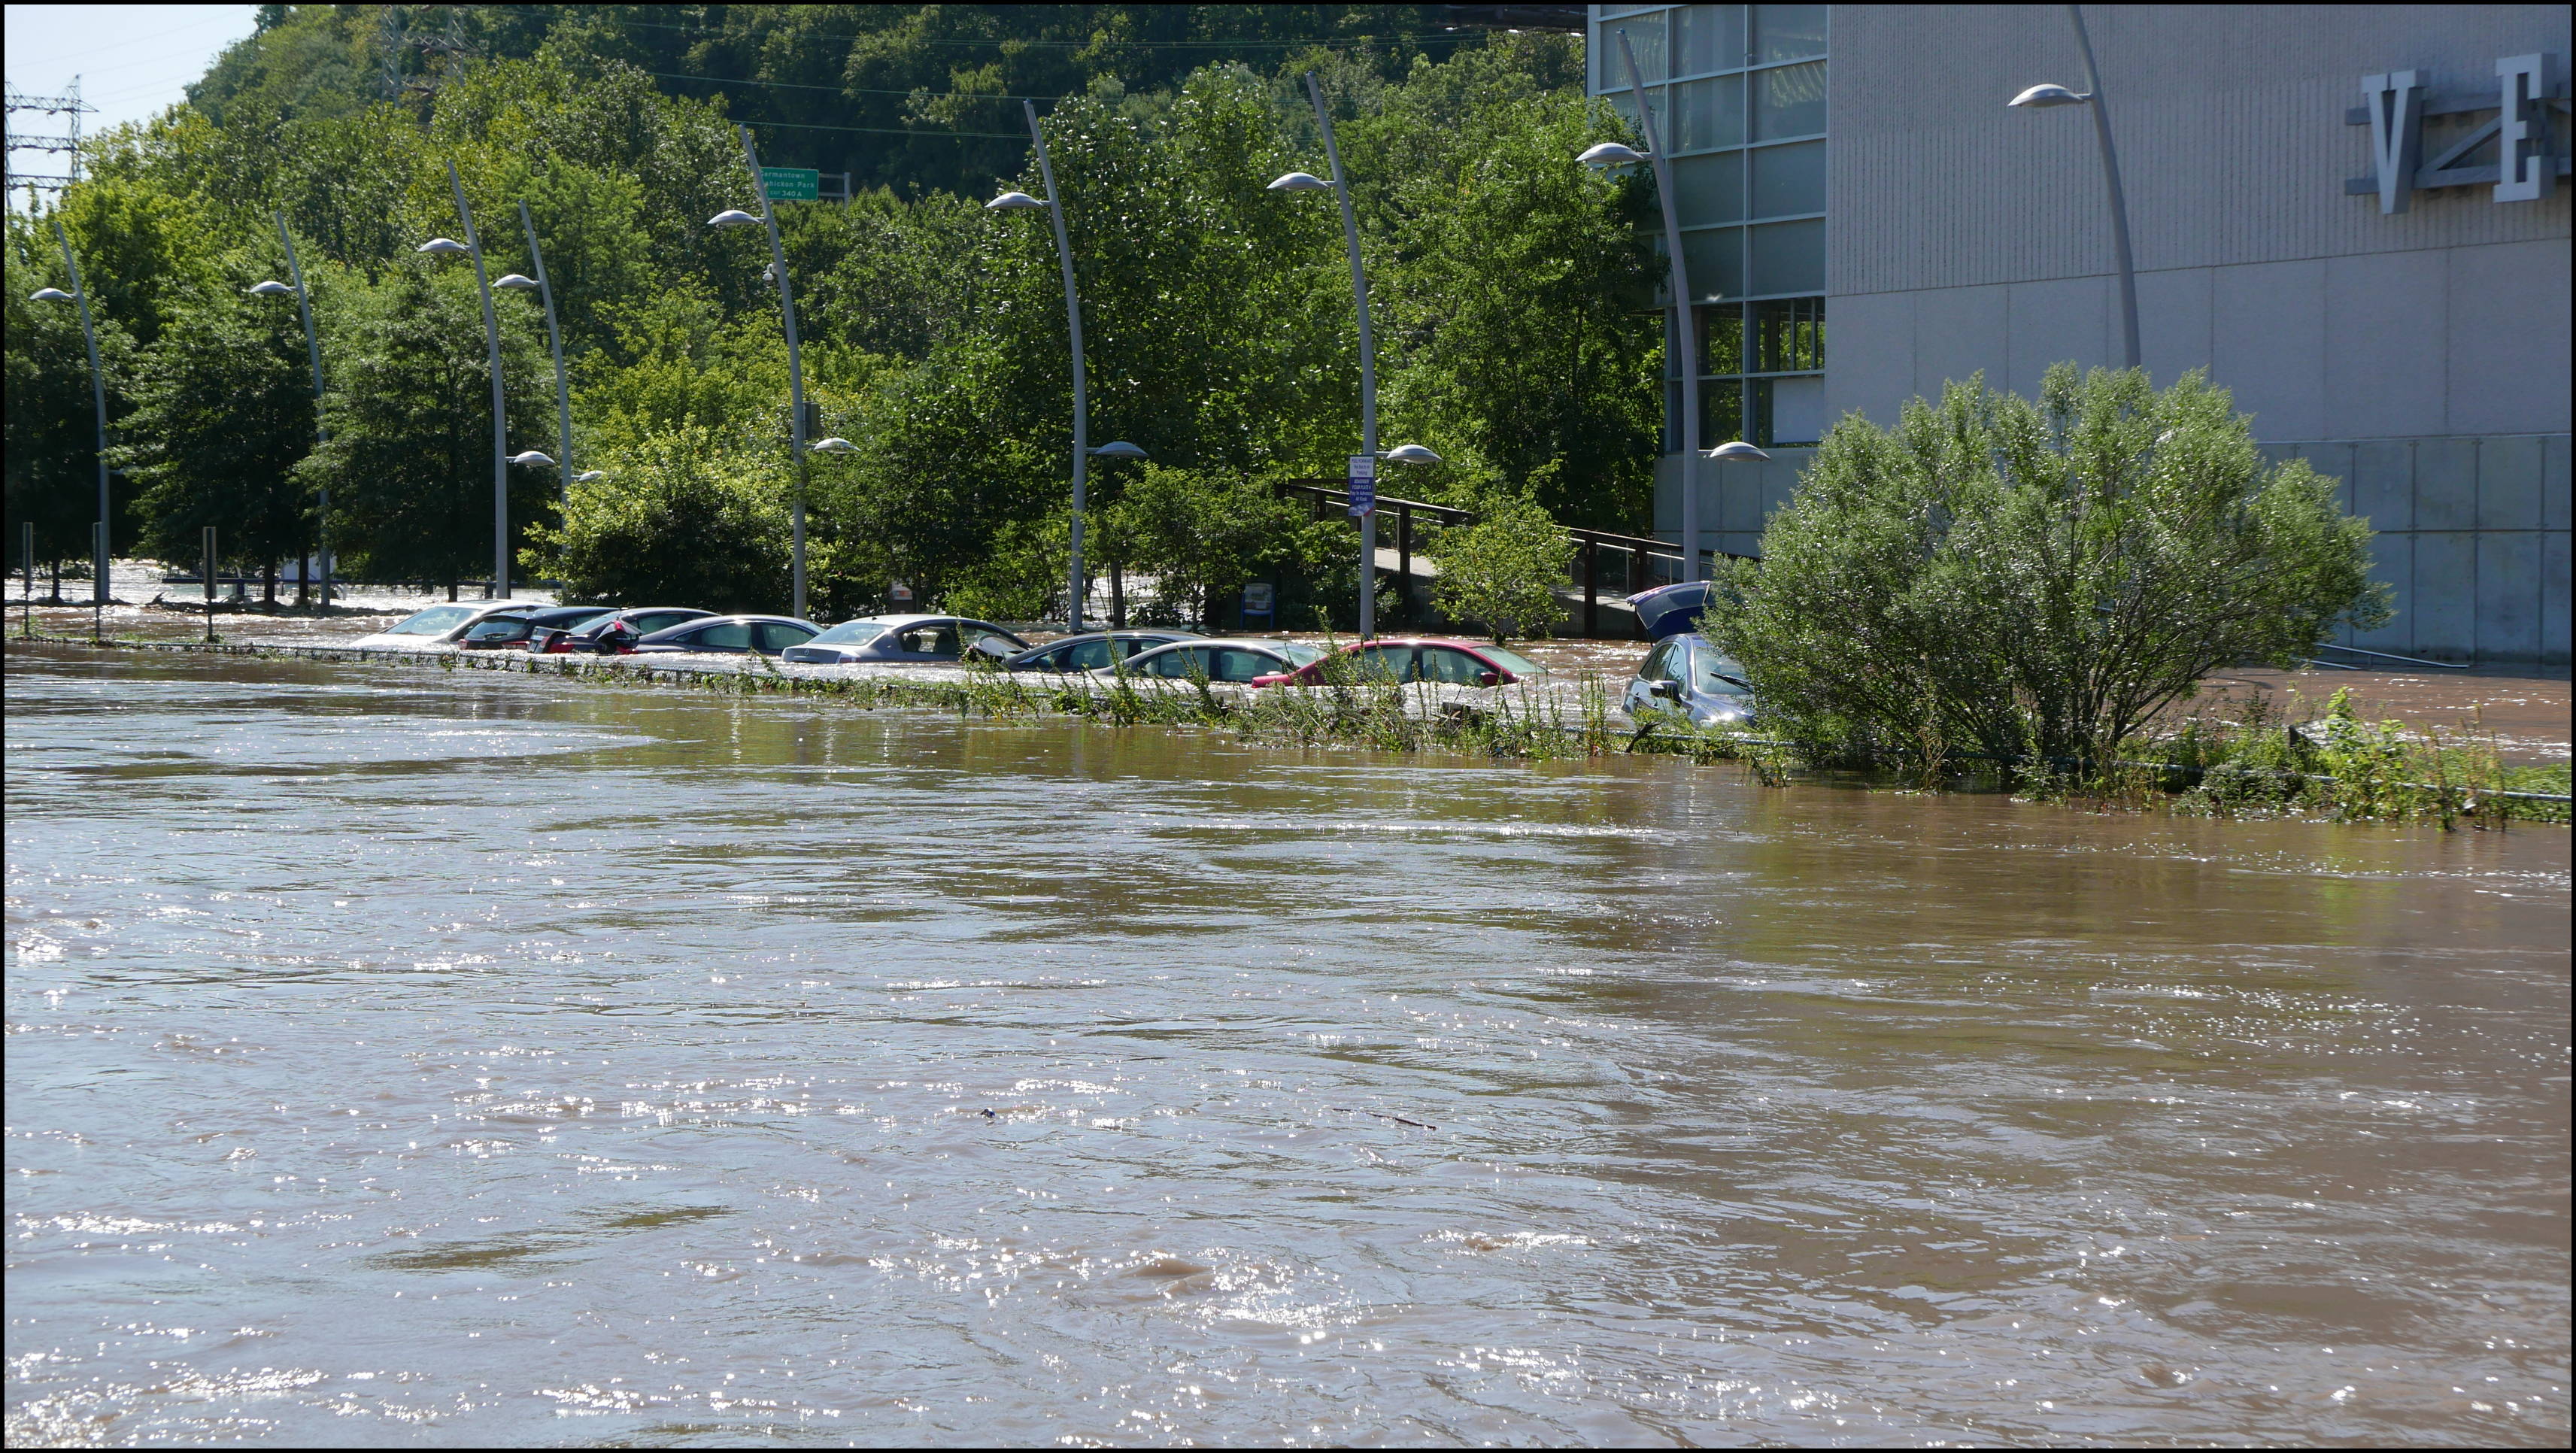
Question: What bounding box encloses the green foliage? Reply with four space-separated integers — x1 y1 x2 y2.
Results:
108 274 317 590
4 235 137 569
1704 366 2391 770
532 426 789 612
298 263 554 589
1103 466 1310 627
1429 493 1574 643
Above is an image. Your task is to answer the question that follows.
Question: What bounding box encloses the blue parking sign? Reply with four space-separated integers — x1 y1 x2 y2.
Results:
1346 454 1376 517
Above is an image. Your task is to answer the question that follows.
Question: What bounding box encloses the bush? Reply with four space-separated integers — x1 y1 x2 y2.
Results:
529 425 789 612
1429 493 1573 643
1704 366 2389 769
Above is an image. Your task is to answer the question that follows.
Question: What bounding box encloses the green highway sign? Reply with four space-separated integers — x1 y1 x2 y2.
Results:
760 166 819 202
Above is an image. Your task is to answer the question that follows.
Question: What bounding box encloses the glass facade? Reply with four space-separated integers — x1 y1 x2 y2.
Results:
1591 4 1827 447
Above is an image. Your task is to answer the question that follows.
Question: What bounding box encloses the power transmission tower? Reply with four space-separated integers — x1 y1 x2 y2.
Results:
5 76 93 203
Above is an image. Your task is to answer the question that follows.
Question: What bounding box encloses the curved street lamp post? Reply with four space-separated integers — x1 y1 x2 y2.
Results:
1580 30 1707 584
30 220 111 604
248 210 332 608
1273 72 1442 640
991 98 1139 631
2010 5 2141 369
711 126 812 622
502 199 575 499
417 159 515 598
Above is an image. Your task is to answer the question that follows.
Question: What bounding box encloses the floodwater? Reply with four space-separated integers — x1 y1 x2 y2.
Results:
5 645 2567 1448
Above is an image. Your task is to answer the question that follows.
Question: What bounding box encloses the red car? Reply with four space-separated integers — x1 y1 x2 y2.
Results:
1251 638 1549 688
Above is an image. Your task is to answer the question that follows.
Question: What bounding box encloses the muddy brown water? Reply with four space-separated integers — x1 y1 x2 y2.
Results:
5 644 2567 1446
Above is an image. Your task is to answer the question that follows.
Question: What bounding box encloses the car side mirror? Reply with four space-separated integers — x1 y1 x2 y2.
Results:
1476 669 1501 687
1650 679 1682 699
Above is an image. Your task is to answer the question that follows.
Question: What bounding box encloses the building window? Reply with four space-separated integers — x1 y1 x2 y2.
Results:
1601 5 1827 449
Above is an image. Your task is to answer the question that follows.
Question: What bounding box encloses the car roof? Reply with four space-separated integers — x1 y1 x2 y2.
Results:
1130 636 1300 653
1339 637 1504 651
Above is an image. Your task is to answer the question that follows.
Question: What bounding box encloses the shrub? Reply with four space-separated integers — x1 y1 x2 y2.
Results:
1429 493 1573 643
529 425 789 612
1704 366 2389 769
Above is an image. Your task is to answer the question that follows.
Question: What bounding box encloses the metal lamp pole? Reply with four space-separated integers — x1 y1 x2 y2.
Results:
417 160 513 597
32 221 111 603
511 201 574 497
712 129 810 621
250 211 330 609
2010 5 2141 369
988 99 1098 630
1270 75 1444 639
1619 32 1704 583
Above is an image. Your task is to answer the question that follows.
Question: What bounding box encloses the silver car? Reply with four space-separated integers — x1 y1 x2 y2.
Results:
1623 632 1755 726
1091 638 1324 684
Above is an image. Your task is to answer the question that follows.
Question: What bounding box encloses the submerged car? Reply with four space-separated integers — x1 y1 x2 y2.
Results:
533 606 713 654
778 615 1029 666
1003 629 1198 673
1622 631 1755 726
1097 638 1325 684
1250 639 1546 688
347 600 527 651
459 605 614 651
630 614 821 656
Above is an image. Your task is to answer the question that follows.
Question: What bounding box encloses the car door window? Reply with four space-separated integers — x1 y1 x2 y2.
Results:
691 622 753 651
1422 648 1488 684
897 624 957 656
960 625 1015 654
1144 647 1205 678
1209 648 1276 682
756 621 812 652
633 611 692 634
1354 645 1415 681
1061 639 1114 671
1640 639 1676 681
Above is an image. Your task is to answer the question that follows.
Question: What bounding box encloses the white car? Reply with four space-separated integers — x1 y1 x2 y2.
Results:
347 601 529 651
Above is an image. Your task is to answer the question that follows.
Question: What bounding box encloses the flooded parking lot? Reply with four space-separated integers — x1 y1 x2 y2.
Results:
5 643 2568 1445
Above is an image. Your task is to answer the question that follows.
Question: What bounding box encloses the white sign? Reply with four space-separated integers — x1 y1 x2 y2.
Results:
1346 454 1376 517
2353 52 2563 212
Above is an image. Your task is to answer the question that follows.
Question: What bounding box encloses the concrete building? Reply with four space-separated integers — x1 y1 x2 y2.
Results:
1592 4 2571 664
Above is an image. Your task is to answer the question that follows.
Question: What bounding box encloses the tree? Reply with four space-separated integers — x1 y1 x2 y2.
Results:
1104 466 1308 628
298 263 552 594
4 239 136 590
1703 366 2390 770
1429 494 1573 643
110 281 317 601
531 425 788 612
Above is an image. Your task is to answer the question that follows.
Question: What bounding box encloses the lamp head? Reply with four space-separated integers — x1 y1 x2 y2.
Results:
708 208 763 228
416 238 471 256
1578 141 1649 167
1267 171 1332 193
1705 441 1770 462
1089 441 1147 460
2009 83 2089 108
508 450 555 467
247 280 296 297
493 273 539 290
573 470 606 482
986 190 1047 211
810 437 858 455
29 287 76 302
1382 444 1443 466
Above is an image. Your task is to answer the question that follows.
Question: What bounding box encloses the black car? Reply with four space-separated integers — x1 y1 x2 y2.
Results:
533 606 715 654
459 605 615 651
1002 629 1200 673
630 614 821 656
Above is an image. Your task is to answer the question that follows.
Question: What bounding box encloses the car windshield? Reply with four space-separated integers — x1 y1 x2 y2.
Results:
385 605 481 636
808 620 891 647
1692 646 1753 696
1478 645 1545 678
1277 642 1324 666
